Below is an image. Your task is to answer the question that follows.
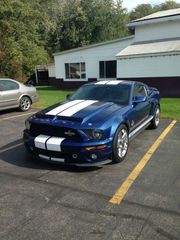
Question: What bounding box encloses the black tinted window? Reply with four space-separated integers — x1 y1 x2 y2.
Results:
70 84 130 105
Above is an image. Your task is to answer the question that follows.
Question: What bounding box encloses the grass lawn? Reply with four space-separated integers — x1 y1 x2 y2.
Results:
32 86 180 120
32 86 74 109
160 98 180 120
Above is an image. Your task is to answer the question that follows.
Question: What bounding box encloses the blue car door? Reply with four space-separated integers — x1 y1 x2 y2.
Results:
128 84 151 132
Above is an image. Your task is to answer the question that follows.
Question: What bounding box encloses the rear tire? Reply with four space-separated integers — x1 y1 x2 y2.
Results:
149 105 160 129
19 96 31 111
112 124 129 163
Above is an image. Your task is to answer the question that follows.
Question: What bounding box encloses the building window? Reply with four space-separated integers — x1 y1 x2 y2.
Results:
65 62 86 79
99 60 116 78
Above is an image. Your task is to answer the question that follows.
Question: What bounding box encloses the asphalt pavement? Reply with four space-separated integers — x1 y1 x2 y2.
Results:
0 108 179 240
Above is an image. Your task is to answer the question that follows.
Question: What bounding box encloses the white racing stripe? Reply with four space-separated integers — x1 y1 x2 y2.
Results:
46 137 65 151
58 100 98 117
95 81 109 85
51 157 64 163
34 135 50 149
35 135 65 152
129 116 153 138
38 154 64 163
39 154 50 160
106 80 122 85
46 100 84 115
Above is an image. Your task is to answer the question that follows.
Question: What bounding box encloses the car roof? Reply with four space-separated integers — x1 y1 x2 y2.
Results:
84 80 141 87
0 78 17 82
0 78 22 84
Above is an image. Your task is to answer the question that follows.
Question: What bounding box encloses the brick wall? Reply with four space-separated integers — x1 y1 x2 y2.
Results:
49 78 97 90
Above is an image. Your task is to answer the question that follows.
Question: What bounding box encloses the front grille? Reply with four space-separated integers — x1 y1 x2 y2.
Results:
30 123 82 141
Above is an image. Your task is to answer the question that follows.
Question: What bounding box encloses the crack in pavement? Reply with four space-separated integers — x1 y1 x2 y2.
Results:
0 171 110 200
0 170 179 240
1 170 179 218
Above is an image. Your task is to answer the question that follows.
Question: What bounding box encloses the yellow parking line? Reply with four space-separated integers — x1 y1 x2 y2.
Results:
0 112 36 121
110 120 177 205
0 142 24 154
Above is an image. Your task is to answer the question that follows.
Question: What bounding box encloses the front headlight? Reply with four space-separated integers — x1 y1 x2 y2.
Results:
25 118 31 130
82 129 106 140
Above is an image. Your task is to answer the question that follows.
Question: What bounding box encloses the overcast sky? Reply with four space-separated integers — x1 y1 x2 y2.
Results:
122 0 180 11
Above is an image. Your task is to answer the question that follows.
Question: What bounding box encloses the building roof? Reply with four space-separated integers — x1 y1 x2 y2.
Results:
53 35 134 56
116 38 180 59
127 8 180 27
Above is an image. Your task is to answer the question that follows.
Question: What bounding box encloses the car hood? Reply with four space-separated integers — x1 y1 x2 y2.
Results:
35 100 125 127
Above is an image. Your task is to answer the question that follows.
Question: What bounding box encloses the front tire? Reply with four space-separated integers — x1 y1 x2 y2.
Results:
149 105 160 129
19 96 31 111
112 124 129 163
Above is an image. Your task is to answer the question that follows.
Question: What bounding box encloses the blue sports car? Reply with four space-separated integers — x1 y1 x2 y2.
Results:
23 80 160 166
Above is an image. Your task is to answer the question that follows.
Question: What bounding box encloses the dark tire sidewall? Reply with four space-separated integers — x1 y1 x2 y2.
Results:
112 124 129 163
150 105 160 129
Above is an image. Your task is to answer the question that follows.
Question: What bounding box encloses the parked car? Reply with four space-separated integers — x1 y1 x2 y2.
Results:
23 80 160 166
0 78 39 111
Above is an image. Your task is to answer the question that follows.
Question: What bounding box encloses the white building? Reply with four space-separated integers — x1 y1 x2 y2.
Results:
52 8 180 97
117 8 180 97
51 36 133 89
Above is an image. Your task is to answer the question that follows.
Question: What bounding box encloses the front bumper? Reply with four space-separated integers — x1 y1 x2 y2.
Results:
23 130 112 166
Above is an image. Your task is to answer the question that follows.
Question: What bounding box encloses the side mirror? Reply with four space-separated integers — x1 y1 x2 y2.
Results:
66 94 72 100
132 96 146 104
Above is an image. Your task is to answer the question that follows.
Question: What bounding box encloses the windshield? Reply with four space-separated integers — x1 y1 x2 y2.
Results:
70 84 130 105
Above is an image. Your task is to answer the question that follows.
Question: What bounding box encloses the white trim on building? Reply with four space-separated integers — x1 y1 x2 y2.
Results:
127 8 180 27
53 36 134 56
116 38 180 59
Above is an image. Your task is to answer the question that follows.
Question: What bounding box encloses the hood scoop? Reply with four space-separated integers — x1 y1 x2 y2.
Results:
57 115 83 122
35 113 54 119
35 113 82 122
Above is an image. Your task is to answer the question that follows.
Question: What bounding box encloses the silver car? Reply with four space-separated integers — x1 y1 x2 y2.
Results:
0 78 39 111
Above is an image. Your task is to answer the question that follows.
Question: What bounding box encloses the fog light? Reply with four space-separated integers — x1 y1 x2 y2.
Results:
72 154 78 159
91 154 97 160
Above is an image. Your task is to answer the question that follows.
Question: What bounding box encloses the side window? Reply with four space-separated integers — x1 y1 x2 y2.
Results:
133 84 146 98
0 80 19 91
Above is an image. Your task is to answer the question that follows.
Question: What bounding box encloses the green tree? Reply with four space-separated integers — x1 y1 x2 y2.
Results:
160 0 180 10
0 0 129 79
48 0 129 52
129 4 154 21
0 0 49 81
129 1 180 21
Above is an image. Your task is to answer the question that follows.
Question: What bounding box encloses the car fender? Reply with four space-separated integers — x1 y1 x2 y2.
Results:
150 99 160 116
18 94 32 105
108 115 130 140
